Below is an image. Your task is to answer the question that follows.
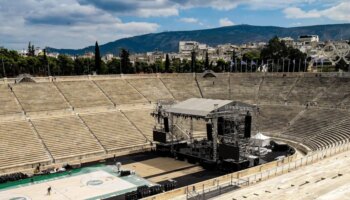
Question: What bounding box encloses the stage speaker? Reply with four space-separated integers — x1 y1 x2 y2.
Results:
206 123 213 141
153 131 167 143
217 117 224 135
244 113 252 138
164 117 169 132
219 144 240 160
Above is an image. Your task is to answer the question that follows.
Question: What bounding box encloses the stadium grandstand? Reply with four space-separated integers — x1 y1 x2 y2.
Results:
0 72 350 199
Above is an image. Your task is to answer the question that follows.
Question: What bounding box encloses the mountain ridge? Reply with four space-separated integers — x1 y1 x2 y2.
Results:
48 23 350 55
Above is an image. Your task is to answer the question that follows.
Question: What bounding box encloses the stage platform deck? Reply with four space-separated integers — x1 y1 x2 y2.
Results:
0 165 153 200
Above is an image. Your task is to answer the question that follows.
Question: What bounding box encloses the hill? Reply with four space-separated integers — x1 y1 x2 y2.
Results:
48 24 350 55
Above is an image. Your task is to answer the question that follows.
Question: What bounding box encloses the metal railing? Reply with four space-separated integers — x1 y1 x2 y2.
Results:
185 142 350 200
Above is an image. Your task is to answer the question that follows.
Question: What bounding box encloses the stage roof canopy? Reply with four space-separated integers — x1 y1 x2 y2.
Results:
166 98 233 117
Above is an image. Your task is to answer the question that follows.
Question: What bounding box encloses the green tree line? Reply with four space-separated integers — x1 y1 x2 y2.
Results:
1 37 346 78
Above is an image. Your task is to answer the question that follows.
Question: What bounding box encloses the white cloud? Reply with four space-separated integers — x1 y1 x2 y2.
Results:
219 18 235 26
284 7 321 19
0 0 159 49
76 0 330 17
283 2 350 21
321 2 350 21
78 0 179 17
179 18 199 23
1 0 349 49
136 8 179 17
290 22 302 26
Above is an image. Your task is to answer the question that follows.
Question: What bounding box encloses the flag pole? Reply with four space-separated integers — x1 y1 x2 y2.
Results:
293 60 295 73
235 59 237 73
240 60 242 73
288 60 290 73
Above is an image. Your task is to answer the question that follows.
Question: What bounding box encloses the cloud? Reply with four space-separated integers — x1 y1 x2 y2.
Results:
283 2 350 21
78 0 179 17
0 0 159 49
290 22 302 26
25 3 119 25
284 7 321 19
321 2 350 21
171 0 240 10
0 0 349 50
76 0 323 17
219 18 234 26
179 18 199 23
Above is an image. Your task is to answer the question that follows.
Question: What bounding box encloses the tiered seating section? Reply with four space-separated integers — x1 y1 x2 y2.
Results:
281 108 350 150
2 73 350 171
127 78 173 102
230 75 261 104
161 76 201 101
95 79 147 105
32 116 104 160
122 109 155 140
256 105 302 133
12 83 68 112
287 77 335 105
258 77 296 104
304 117 350 150
55 81 112 108
0 85 22 115
317 77 350 107
196 74 230 100
0 121 50 169
80 111 148 151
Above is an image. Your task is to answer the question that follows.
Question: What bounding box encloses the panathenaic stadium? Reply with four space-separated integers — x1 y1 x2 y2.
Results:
0 72 350 200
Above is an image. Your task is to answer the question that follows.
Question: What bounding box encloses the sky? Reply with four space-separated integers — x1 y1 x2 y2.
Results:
1 0 350 50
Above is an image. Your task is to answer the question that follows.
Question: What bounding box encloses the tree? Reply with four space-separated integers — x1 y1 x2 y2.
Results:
107 58 121 74
172 58 181 73
205 51 209 70
182 59 191 72
47 57 59 76
261 36 288 60
232 50 237 61
191 50 196 72
41 48 50 76
261 36 307 72
195 60 204 72
74 57 86 75
25 56 41 75
58 55 74 75
94 41 101 74
243 50 260 61
287 47 307 72
120 48 131 73
215 59 227 72
165 54 170 73
27 42 35 56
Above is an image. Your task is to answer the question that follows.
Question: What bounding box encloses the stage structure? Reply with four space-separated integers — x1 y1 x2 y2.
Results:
151 98 262 171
